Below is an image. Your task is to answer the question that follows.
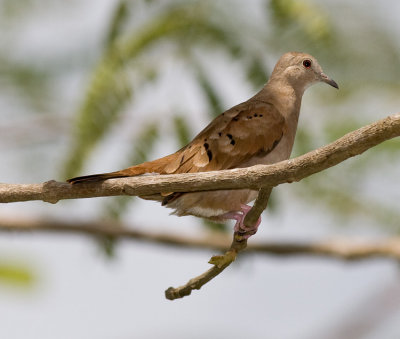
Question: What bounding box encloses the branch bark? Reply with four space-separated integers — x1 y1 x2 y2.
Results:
0 114 399 204
2 217 400 261
165 187 273 300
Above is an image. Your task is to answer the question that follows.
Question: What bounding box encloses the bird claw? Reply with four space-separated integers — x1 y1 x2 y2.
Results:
223 204 261 240
235 221 261 239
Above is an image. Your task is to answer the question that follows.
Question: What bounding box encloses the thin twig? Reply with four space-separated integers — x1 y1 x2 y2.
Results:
0 217 228 250
2 217 400 261
243 187 272 227
165 188 272 299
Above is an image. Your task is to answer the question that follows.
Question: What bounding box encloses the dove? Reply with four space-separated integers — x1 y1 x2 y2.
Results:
68 52 338 238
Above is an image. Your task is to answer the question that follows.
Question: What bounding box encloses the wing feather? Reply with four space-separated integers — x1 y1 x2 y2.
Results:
132 100 286 204
170 100 285 174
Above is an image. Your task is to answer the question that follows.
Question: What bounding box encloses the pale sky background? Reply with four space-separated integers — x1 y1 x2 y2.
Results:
0 1 400 339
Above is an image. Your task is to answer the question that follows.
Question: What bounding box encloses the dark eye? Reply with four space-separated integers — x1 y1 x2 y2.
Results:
303 59 312 68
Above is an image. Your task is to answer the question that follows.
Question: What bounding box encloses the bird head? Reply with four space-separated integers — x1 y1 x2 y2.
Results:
271 52 338 91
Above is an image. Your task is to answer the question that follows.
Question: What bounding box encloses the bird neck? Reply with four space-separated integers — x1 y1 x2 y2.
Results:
254 77 304 150
256 77 303 121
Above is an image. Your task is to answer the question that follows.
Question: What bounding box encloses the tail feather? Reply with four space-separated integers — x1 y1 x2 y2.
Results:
67 172 129 184
67 153 178 184
67 165 149 184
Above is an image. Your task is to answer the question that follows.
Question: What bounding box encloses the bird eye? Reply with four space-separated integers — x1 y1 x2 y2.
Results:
303 59 312 68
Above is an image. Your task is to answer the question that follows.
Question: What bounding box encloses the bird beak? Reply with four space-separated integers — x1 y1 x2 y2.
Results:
320 72 339 89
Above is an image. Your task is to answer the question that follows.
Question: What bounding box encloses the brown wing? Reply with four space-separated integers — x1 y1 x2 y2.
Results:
69 99 285 204
155 100 285 204
163 100 286 175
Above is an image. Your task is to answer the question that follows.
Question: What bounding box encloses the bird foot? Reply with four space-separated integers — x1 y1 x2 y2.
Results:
222 204 261 239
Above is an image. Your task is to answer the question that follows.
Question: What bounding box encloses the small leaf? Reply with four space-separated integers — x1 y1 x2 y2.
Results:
105 0 130 48
98 236 117 258
0 262 34 287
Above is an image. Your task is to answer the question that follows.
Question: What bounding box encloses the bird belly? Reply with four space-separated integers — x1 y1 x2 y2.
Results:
161 136 294 220
166 189 259 220
152 133 294 220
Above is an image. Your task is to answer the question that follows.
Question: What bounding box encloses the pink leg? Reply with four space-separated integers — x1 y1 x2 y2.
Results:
221 204 261 239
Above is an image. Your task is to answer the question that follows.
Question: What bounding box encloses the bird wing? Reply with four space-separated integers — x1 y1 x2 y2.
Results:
77 99 286 202
162 99 286 175
150 100 286 204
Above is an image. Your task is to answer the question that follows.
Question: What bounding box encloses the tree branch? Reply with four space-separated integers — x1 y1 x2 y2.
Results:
165 187 272 300
0 114 399 204
2 217 400 260
2 216 400 298
1 113 399 299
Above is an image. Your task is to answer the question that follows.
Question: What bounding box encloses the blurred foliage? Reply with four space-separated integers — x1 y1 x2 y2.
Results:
97 235 118 258
0 57 52 112
194 64 224 118
104 122 159 220
105 0 130 49
297 174 400 231
0 0 35 19
173 115 192 147
270 0 333 44
246 56 270 89
202 219 227 233
0 262 34 287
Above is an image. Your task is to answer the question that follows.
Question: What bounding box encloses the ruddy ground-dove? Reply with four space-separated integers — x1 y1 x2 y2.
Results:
68 52 338 238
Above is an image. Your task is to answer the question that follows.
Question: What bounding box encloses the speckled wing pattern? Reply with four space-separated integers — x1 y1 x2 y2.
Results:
164 100 285 174
152 100 286 204
67 99 286 201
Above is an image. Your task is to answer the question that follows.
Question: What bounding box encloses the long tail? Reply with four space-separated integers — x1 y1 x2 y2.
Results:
67 153 180 184
67 167 147 184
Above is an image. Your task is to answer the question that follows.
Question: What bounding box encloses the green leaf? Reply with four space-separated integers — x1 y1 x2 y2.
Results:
0 262 34 287
97 236 117 259
105 0 131 48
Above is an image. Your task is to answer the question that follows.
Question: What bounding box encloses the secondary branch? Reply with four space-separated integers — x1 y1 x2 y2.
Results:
2 217 400 261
